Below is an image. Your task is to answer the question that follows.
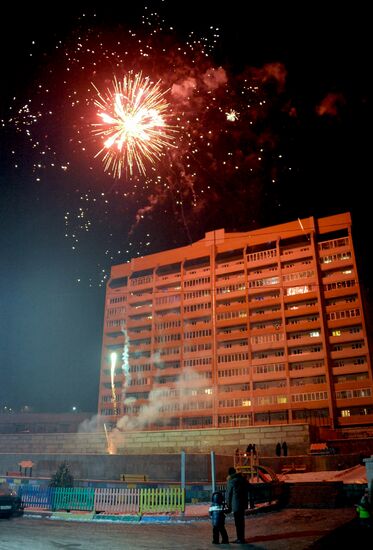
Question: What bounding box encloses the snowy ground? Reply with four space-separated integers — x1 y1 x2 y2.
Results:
279 464 367 484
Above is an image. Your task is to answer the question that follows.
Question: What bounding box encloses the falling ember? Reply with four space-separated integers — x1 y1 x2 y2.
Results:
92 72 177 178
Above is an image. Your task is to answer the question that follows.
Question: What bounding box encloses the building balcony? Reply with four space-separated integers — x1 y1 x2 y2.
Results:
153 360 181 371
319 258 353 272
289 382 328 394
285 319 320 332
183 320 212 331
249 310 282 322
337 413 373 426
335 397 373 409
215 260 245 273
330 346 367 360
284 303 319 317
332 363 369 376
217 343 249 355
287 335 323 348
103 332 124 343
288 350 324 362
251 402 289 412
127 321 153 333
127 356 153 365
251 353 287 366
246 267 280 282
323 284 358 299
217 328 248 341
183 294 211 304
252 384 287 394
155 309 181 319
250 334 285 351
126 382 152 391
326 315 363 330
127 326 152 337
329 332 364 345
280 246 312 260
128 277 154 290
127 291 153 304
154 273 182 286
288 366 325 379
128 303 153 315
128 343 152 354
215 273 245 286
251 365 286 379
246 249 277 265
216 289 247 301
217 373 250 385
249 286 281 302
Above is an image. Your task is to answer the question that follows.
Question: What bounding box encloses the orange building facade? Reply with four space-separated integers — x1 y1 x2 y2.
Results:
98 212 373 431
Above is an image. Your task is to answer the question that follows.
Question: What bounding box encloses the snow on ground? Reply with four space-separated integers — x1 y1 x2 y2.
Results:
279 464 367 483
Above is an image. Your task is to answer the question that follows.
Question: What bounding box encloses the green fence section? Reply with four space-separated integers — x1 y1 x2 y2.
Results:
52 487 95 511
139 488 185 513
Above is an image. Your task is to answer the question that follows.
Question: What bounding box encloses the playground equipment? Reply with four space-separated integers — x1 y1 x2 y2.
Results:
234 448 279 483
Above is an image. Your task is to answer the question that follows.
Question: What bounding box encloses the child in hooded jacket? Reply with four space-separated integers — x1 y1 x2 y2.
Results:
209 490 229 544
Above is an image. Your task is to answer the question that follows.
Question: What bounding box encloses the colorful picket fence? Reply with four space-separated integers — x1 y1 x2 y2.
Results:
17 486 184 514
94 488 140 514
139 488 185 513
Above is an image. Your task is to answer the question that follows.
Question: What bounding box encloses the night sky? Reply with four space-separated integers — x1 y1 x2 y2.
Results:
0 2 371 413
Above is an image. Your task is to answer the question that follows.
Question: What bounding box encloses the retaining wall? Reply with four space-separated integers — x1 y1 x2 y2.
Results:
109 424 310 456
0 424 310 456
0 453 232 482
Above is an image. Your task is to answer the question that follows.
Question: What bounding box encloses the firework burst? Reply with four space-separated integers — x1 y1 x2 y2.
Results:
92 72 177 178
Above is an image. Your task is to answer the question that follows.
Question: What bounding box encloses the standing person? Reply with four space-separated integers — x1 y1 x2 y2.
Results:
282 441 288 457
209 491 229 544
226 466 249 544
355 488 372 528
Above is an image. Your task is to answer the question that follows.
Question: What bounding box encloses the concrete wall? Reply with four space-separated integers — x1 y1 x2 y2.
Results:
0 433 107 454
0 424 310 456
0 424 310 482
109 424 311 456
0 453 232 482
283 481 344 508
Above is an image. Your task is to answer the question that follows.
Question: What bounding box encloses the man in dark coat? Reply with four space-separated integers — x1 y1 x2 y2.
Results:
226 466 250 543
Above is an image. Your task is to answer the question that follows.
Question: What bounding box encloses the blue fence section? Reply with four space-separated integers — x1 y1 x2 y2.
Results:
18 485 54 510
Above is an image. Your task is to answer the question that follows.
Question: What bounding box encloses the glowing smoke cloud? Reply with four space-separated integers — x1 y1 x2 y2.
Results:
92 72 177 178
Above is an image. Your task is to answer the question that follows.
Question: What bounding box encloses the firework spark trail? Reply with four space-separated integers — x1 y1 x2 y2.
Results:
120 325 130 410
92 72 177 177
110 352 117 407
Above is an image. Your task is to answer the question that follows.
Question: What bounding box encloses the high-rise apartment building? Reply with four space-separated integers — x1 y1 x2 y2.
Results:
98 212 373 431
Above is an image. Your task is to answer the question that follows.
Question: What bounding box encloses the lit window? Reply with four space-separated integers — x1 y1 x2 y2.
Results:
277 396 288 404
341 409 350 417
242 400 251 407
332 330 341 337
